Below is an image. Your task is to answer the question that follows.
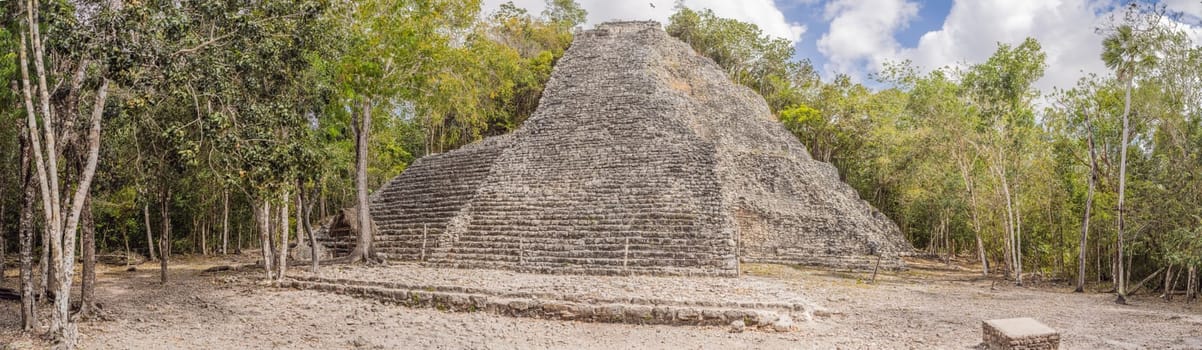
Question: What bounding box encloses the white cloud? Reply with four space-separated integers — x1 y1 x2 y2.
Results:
816 0 918 79
819 0 1202 93
480 0 806 43
901 0 1114 93
1164 0 1202 20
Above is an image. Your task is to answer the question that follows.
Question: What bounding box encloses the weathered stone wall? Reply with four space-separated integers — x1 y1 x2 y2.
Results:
640 21 911 269
333 21 911 276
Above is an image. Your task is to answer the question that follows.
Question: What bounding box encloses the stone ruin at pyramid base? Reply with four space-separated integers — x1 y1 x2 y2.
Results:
316 21 913 278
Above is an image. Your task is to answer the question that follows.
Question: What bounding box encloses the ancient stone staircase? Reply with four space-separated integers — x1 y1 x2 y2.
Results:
368 136 512 261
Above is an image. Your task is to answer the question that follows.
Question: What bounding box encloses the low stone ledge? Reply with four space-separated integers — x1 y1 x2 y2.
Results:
277 279 799 331
287 275 807 313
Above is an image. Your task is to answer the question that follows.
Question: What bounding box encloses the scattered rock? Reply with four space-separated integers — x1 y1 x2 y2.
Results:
812 307 840 318
772 315 794 332
202 265 235 273
2 340 35 350
98 253 146 266
729 319 746 333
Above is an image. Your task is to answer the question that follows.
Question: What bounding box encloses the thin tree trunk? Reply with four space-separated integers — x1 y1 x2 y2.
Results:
143 203 156 261
277 192 289 280
79 196 96 317
18 124 37 331
201 211 208 256
50 78 106 349
1 201 5 285
1163 264 1175 301
160 187 170 284
1187 266 1197 302
258 200 274 279
1014 182 1023 287
295 193 303 247
123 225 131 267
1114 80 1133 304
997 163 1016 282
1076 117 1099 292
18 0 55 306
305 191 319 274
222 190 229 255
42 223 52 299
237 221 243 254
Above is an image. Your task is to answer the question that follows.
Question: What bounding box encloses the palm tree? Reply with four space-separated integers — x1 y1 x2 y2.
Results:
1100 20 1159 304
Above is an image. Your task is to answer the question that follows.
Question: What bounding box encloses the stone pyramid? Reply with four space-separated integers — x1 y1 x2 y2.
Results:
343 21 911 277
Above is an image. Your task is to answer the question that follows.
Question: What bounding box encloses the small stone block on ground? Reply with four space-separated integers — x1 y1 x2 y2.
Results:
982 317 1060 350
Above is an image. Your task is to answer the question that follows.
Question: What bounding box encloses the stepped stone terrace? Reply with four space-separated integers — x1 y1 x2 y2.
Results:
319 21 912 277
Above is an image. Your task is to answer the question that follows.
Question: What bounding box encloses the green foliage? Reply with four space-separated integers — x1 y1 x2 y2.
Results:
667 6 819 113
413 0 579 153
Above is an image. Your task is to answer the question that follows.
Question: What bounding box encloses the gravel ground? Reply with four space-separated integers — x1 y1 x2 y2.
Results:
1 254 1200 349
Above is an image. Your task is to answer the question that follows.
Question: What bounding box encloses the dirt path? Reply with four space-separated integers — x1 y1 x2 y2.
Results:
2 255 1200 349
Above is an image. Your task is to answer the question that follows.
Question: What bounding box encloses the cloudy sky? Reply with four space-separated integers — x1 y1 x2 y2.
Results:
483 0 1202 92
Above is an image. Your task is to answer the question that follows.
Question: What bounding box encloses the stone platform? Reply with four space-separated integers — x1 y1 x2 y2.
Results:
982 318 1060 350
281 263 817 331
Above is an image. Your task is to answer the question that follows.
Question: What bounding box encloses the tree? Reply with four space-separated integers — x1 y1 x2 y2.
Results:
667 6 819 113
15 0 113 344
322 0 481 263
1099 3 1165 304
963 38 1047 285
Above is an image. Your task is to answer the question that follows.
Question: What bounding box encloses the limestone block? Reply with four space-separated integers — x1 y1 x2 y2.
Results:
982 318 1060 350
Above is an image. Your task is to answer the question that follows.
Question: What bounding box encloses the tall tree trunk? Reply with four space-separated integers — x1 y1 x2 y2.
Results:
237 222 243 254
222 190 229 255
200 212 208 256
258 200 274 279
349 100 374 262
160 187 170 284
1 201 5 285
277 193 289 280
997 163 1016 282
304 190 319 274
1014 182 1023 287
1115 80 1132 304
295 193 303 247
123 226 130 267
1076 117 1099 292
320 192 326 221
19 0 57 307
1187 266 1197 302
42 222 52 299
143 203 156 261
79 196 96 317
18 123 37 331
1163 264 1175 301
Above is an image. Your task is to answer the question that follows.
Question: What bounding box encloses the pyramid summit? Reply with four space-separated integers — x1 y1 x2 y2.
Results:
322 21 912 276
